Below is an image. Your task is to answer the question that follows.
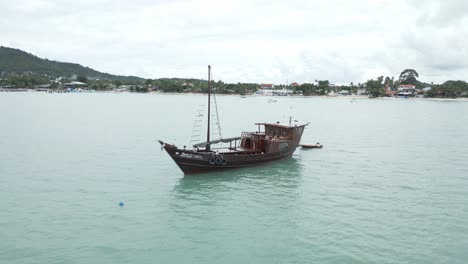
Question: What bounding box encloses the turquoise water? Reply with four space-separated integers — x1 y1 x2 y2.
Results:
1 93 468 263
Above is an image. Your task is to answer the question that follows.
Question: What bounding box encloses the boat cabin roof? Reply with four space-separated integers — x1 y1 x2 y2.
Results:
255 122 309 129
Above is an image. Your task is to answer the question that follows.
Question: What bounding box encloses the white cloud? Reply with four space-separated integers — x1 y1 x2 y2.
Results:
0 0 467 84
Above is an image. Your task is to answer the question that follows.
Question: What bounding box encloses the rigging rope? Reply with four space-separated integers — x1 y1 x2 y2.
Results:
210 70 223 140
190 104 205 146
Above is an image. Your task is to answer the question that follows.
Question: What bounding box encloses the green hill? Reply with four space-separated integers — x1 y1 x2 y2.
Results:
0 46 144 82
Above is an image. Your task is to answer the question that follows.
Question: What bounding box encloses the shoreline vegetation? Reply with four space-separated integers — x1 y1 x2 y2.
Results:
1 89 468 102
2 73 468 100
1 46 468 99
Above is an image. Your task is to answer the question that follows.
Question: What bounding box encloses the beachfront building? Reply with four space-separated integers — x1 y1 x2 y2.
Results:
276 88 293 96
64 81 86 89
397 84 416 97
255 82 295 96
260 83 274 89
398 84 416 93
255 89 274 95
338 90 350 95
64 81 87 92
254 88 293 96
328 83 340 92
357 89 367 95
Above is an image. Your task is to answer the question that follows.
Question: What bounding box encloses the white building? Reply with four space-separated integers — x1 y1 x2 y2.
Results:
357 89 367 95
338 90 350 95
397 84 416 92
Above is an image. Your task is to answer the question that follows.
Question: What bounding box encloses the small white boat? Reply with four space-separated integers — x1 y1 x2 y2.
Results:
301 143 323 149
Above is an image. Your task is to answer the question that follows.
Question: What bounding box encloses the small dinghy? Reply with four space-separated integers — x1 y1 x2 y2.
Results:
301 143 323 149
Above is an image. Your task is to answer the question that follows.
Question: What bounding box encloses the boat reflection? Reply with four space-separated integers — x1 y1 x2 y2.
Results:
171 156 305 198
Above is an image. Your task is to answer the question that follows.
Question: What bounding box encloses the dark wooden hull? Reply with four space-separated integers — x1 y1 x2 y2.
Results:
162 144 297 175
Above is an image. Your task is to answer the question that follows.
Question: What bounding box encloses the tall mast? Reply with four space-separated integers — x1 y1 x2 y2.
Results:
206 65 211 151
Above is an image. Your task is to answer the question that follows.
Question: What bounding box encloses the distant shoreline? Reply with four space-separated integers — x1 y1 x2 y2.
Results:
1 89 468 101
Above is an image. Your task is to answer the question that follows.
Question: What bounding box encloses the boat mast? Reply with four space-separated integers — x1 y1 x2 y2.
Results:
206 65 211 151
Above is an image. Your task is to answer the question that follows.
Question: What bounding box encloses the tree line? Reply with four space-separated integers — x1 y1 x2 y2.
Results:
2 69 468 98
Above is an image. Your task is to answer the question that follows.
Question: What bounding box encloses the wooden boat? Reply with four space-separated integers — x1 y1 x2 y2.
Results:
301 143 323 149
159 65 309 175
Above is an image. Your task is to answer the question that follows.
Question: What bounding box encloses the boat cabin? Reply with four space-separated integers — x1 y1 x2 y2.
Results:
192 122 307 154
238 122 306 153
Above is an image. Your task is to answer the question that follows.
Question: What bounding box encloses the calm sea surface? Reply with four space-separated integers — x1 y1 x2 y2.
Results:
1 93 468 264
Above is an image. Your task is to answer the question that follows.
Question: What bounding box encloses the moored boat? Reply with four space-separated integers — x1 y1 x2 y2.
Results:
301 143 323 149
159 65 309 174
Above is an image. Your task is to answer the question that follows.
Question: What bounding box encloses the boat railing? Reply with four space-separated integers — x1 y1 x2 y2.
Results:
241 131 252 137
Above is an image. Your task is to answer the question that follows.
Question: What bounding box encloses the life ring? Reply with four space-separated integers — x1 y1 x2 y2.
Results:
221 159 226 165
215 157 222 164
209 158 216 165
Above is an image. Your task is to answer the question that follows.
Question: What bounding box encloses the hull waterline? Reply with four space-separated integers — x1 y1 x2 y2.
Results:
161 143 296 175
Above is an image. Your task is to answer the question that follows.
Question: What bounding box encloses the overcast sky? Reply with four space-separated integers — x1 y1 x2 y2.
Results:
1 0 467 84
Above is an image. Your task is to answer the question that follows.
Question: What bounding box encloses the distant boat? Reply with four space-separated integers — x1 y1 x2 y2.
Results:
268 99 277 103
159 66 309 174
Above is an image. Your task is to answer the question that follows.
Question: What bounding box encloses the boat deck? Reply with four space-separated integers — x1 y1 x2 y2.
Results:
208 146 262 155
